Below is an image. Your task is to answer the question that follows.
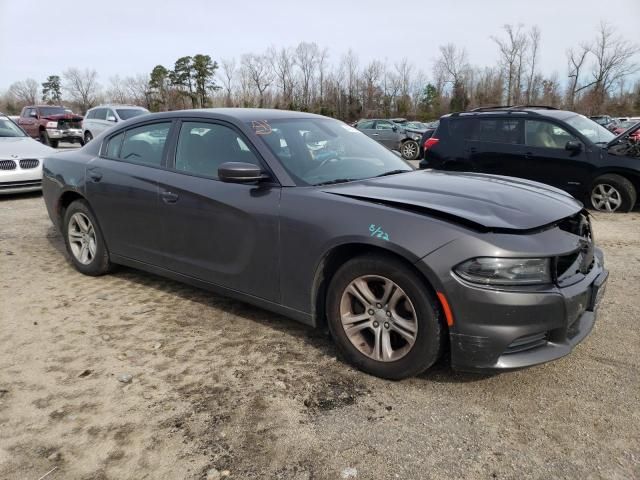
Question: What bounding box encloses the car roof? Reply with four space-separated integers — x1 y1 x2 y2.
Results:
138 108 330 122
89 104 148 110
445 107 577 121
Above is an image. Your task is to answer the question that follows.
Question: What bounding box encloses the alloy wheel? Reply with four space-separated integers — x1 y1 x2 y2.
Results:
401 141 418 160
339 275 418 362
591 183 622 212
68 212 97 265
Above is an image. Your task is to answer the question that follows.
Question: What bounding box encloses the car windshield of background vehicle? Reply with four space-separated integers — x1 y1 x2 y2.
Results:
0 117 26 137
567 114 615 144
249 118 412 186
39 107 66 117
117 109 147 120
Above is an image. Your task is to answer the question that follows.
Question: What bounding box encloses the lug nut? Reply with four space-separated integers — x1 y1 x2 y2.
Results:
384 322 390 329
386 311 391 317
376 303 382 308
373 321 379 327
368 309 375 315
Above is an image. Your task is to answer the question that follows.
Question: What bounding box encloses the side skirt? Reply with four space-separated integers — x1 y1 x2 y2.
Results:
110 254 315 327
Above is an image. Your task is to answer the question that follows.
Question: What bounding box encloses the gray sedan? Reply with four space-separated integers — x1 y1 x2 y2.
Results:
42 109 607 379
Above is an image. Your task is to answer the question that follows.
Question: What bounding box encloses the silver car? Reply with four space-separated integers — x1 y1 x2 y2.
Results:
0 113 55 194
82 105 149 144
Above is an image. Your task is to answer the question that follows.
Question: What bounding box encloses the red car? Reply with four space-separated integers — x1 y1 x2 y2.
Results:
612 119 640 141
17 105 84 148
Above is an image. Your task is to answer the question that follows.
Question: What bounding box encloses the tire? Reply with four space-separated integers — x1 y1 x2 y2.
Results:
84 131 93 144
63 199 112 276
40 130 51 146
326 254 444 379
589 174 636 213
400 140 419 160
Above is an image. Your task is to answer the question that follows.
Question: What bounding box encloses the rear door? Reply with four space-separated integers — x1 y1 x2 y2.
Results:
92 108 108 136
155 119 281 302
465 117 525 177
520 119 591 194
85 120 173 265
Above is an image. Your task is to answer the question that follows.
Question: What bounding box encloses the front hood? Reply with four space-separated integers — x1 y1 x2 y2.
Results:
0 137 56 158
323 170 582 231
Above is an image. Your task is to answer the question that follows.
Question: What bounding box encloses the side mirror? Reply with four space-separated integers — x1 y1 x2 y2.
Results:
565 140 582 152
392 125 398 132
106 116 117 122
218 162 268 183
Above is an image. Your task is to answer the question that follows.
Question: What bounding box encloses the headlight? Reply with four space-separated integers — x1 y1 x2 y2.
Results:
455 257 552 286
46 121 58 129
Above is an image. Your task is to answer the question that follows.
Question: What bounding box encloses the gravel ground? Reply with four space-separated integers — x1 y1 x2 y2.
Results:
0 194 638 480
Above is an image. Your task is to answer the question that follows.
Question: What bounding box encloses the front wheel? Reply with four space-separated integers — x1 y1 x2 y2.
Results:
326 254 444 379
84 131 93 144
589 174 636 213
400 140 419 160
63 200 112 276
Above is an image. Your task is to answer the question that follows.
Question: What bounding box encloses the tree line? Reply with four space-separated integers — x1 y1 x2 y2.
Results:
2 21 638 120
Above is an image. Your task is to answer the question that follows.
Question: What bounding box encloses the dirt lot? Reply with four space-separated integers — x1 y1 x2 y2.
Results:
0 194 639 480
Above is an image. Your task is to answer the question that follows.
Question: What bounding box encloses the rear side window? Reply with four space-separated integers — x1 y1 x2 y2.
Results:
105 132 124 158
119 122 171 166
469 118 523 144
94 109 107 120
85 110 95 119
357 120 374 129
447 119 475 139
174 121 260 179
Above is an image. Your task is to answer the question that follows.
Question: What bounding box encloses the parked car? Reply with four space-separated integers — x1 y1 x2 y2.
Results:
82 105 149 143
42 108 607 379
17 105 84 148
420 106 640 212
0 112 55 194
611 119 640 140
354 119 422 160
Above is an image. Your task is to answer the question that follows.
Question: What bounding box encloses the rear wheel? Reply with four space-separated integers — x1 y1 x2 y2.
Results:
589 174 636 213
326 254 444 379
84 131 93 144
400 140 419 160
63 200 112 276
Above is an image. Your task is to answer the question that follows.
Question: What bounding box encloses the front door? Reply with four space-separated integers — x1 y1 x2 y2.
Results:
373 120 400 149
156 120 281 302
521 119 591 195
85 121 173 265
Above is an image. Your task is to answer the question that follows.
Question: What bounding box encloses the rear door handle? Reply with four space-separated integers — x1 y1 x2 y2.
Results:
87 168 102 182
160 191 179 204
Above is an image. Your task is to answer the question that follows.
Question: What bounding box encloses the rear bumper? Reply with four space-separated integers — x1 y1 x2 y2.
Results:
445 249 607 372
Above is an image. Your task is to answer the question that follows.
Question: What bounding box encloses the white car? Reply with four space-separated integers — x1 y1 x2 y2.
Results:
0 114 55 194
82 105 149 144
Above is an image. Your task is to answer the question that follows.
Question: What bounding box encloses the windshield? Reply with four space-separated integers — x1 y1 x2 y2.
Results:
39 107 66 117
117 108 147 120
0 116 26 137
404 121 426 130
565 114 615 144
249 118 412 186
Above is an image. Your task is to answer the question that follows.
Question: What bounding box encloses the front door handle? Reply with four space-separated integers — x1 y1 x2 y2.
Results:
371 133 379 136
87 168 102 182
160 191 179 204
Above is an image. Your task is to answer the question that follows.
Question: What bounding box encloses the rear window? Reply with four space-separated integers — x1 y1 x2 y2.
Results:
117 109 147 120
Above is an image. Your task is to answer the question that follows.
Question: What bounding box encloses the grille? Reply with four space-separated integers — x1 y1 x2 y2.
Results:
0 180 41 190
504 332 548 354
0 160 17 170
19 159 39 169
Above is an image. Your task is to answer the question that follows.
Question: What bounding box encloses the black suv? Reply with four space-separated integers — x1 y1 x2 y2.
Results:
420 106 640 212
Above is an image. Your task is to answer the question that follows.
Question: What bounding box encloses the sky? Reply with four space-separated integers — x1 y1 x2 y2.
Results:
1 0 639 91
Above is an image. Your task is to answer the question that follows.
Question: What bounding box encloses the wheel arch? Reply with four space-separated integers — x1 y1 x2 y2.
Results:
590 168 640 206
57 190 87 226
311 242 448 334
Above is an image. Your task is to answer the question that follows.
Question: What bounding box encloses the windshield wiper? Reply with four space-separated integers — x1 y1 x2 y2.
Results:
374 169 412 177
314 178 357 186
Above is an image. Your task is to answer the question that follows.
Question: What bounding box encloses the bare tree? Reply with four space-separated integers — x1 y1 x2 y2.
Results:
434 43 469 87
525 26 541 104
362 60 384 115
566 43 590 108
268 47 296 106
8 79 39 105
492 24 529 104
294 42 320 108
63 68 100 112
106 76 129 104
220 58 236 107
240 53 274 108
317 46 330 105
587 21 639 111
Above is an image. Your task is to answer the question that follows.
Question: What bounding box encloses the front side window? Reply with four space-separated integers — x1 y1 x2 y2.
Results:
119 122 170 166
526 120 577 149
175 122 260 178
375 121 394 130
250 118 412 186
357 120 374 129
